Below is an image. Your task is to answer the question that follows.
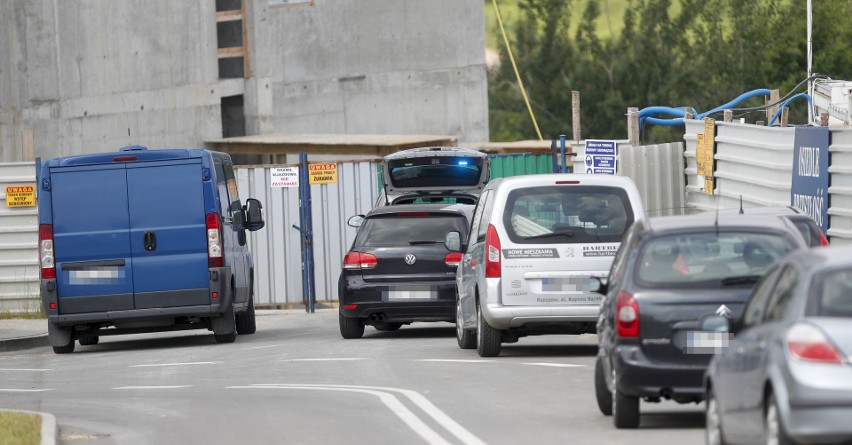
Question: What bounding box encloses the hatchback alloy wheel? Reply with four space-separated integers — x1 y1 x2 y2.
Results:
705 389 725 445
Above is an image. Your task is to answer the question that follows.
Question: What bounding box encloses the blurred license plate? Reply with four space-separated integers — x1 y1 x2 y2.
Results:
686 331 732 354
387 289 435 300
542 277 593 292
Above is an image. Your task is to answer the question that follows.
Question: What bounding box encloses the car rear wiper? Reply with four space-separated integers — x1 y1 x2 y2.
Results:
409 240 441 245
522 230 575 241
720 275 761 286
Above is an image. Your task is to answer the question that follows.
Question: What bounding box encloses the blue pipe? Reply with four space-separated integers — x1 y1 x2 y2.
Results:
697 89 771 119
768 93 813 126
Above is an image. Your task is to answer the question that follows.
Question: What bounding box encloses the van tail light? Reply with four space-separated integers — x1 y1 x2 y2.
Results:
206 213 224 268
485 224 501 278
616 291 639 338
343 251 377 270
787 323 842 364
818 230 830 246
39 224 56 279
444 252 463 267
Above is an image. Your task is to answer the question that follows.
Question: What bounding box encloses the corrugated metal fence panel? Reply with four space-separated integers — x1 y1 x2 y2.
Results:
828 128 852 245
620 142 686 216
488 153 553 179
572 141 685 217
685 121 796 212
237 161 379 305
0 162 39 312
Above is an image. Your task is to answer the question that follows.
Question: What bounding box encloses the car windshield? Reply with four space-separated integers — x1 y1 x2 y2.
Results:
811 268 852 317
388 157 483 188
636 232 796 288
354 214 468 247
503 185 633 244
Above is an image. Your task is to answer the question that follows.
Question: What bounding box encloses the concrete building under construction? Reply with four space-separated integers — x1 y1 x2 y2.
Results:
0 0 489 162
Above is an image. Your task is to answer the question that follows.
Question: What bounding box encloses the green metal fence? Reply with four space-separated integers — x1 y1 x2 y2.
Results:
488 153 554 179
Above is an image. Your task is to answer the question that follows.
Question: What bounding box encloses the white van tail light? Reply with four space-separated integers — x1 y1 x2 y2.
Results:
343 251 378 270
485 224 501 278
206 213 224 268
787 323 842 364
616 291 639 338
444 252 463 267
39 224 56 279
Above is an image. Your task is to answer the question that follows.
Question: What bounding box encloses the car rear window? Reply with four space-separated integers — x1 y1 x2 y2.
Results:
811 269 852 317
502 185 634 244
355 214 468 247
787 216 821 247
636 232 796 288
388 157 484 188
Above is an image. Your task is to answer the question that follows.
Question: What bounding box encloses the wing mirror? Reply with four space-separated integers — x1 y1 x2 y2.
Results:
699 314 731 332
589 276 608 294
347 215 365 228
243 198 265 231
445 231 462 252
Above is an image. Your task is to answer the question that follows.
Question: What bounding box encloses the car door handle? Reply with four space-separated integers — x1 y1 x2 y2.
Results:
462 255 471 265
144 231 157 251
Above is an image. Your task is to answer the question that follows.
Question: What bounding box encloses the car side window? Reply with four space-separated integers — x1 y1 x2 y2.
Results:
608 222 637 287
742 265 781 327
468 190 489 248
476 190 495 243
763 265 798 323
222 162 243 224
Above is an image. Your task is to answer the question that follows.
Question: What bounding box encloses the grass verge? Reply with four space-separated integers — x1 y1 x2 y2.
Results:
0 411 41 445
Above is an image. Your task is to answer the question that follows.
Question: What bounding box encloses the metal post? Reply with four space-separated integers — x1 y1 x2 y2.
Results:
550 139 558 173
296 152 316 313
559 134 567 173
571 91 581 142
627 107 640 147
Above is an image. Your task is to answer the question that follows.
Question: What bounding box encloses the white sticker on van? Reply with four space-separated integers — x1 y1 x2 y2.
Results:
502 248 559 259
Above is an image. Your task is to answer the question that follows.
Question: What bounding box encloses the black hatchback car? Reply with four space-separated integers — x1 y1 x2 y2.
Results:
338 203 474 339
593 212 807 428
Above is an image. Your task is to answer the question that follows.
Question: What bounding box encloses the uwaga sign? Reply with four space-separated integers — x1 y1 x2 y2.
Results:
308 163 338 185
5 185 35 207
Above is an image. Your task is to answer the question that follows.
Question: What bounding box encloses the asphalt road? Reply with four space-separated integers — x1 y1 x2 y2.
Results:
0 310 704 444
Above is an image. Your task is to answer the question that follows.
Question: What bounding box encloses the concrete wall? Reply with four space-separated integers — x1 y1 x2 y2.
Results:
0 0 222 162
1 0 488 163
244 0 488 143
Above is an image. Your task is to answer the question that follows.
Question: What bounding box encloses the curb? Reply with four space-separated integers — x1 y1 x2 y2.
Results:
0 334 49 353
0 409 57 445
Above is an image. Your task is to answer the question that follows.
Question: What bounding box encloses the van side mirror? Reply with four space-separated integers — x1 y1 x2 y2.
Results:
244 198 265 231
347 215 365 228
589 276 608 294
445 231 462 252
700 315 731 332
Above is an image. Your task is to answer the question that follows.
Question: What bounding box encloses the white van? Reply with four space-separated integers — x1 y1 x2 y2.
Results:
453 174 645 356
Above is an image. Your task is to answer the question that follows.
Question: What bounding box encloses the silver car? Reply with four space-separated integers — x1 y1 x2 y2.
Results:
703 245 852 445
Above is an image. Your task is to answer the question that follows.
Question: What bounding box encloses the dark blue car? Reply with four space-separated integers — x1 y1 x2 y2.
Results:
38 146 264 353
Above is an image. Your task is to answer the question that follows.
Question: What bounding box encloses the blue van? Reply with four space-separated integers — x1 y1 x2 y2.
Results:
37 146 265 353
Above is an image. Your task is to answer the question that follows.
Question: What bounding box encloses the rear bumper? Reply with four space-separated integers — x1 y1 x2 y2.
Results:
613 345 706 402
42 267 232 327
340 278 456 322
482 304 599 330
785 404 852 444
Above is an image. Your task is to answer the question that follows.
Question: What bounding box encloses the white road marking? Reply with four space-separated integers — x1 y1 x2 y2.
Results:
129 361 222 368
521 362 586 368
0 368 51 372
230 384 486 445
416 359 496 363
286 358 368 362
246 344 282 350
0 389 53 392
113 386 193 390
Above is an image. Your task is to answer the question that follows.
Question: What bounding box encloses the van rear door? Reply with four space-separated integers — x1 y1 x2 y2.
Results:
51 165 135 314
126 159 208 308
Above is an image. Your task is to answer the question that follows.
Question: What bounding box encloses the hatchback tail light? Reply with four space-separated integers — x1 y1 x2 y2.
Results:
39 224 56 279
818 230 830 246
616 291 639 338
787 323 842 364
206 213 224 268
485 224 501 278
343 251 378 270
444 252 463 267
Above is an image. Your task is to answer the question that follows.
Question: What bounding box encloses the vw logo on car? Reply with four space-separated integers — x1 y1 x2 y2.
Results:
404 254 417 265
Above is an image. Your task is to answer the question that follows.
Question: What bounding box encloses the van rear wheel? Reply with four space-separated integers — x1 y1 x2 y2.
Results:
476 303 501 357
236 289 257 335
79 336 99 346
213 301 237 344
